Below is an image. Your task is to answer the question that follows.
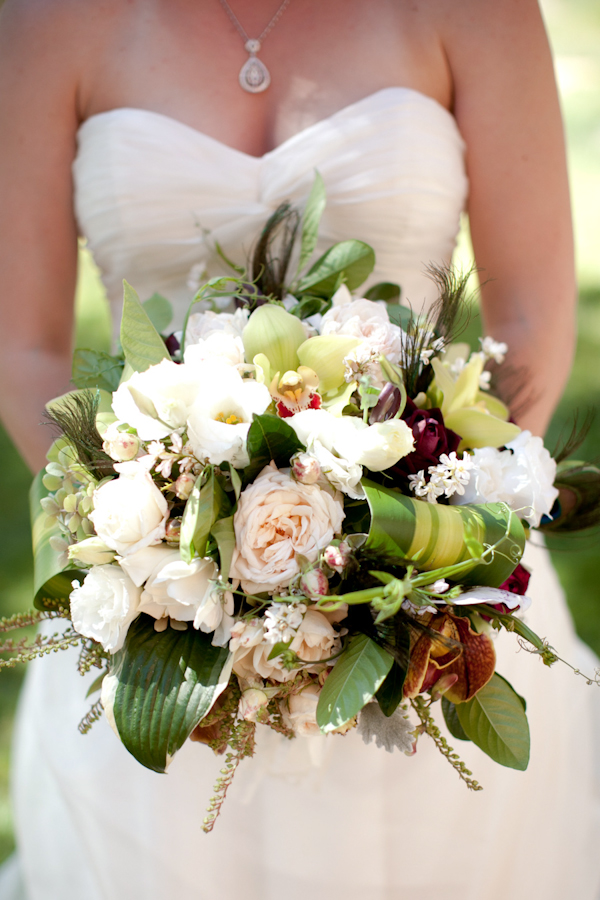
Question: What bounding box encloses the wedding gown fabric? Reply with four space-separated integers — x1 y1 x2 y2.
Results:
4 88 600 900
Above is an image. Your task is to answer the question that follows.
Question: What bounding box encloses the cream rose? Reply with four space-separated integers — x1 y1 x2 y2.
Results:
230 619 293 683
280 683 322 737
70 564 141 653
289 608 340 662
229 462 345 593
89 468 169 557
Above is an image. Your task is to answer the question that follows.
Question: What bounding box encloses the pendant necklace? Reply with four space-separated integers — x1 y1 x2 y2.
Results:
217 0 292 93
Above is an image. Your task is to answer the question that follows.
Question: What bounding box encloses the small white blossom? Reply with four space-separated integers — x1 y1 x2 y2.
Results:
429 579 449 594
428 451 473 498
478 370 492 391
263 601 307 644
449 356 467 378
480 336 508 364
408 470 444 503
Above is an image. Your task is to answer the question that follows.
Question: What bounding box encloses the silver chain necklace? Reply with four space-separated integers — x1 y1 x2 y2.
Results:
218 0 292 93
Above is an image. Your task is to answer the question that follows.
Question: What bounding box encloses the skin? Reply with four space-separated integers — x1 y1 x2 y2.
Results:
0 0 576 471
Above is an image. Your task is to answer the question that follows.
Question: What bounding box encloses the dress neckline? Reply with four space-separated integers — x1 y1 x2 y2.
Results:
77 86 462 161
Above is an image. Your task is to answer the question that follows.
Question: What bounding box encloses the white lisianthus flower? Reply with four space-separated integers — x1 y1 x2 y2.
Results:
112 359 201 440
452 430 558 527
186 361 271 468
70 564 141 653
185 308 249 344
118 545 217 623
89 469 169 557
68 537 116 566
281 683 322 737
229 462 345 594
193 584 235 647
305 439 364 499
320 291 403 364
183 332 245 367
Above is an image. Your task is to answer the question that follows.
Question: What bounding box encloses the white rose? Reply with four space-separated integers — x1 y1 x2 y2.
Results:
185 308 249 344
321 292 403 364
281 683 322 737
70 564 141 653
119 545 217 622
229 462 345 593
186 361 271 468
89 470 169 557
111 359 201 440
183 332 245 367
289 609 340 662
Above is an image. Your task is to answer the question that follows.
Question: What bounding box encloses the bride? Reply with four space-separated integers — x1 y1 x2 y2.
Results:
1 1 599 898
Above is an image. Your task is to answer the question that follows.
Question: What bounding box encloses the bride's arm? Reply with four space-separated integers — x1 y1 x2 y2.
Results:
441 0 575 437
0 0 85 471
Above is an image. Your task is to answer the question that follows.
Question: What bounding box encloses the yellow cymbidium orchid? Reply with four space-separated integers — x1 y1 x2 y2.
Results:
429 351 521 450
297 334 361 393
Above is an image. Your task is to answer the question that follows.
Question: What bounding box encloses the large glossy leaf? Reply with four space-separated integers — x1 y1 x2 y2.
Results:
297 240 375 297
364 282 401 303
108 615 232 773
376 660 407 717
441 697 470 741
180 467 231 564
142 293 173 334
72 349 125 393
243 413 304 483
120 281 170 372
30 470 85 610
297 171 326 275
316 633 393 733
455 673 530 770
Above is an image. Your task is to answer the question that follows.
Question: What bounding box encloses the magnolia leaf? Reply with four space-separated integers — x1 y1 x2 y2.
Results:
180 467 231 564
120 281 170 372
289 295 329 320
297 171 326 275
387 303 414 330
455 672 530 770
110 615 232 773
441 697 470 741
365 282 401 303
72 349 124 393
316 633 393 733
376 658 408 718
142 293 173 334
211 516 235 582
297 240 375 297
30 470 85 611
243 414 303 483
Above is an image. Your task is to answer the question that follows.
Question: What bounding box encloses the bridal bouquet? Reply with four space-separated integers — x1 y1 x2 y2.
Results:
6 176 600 830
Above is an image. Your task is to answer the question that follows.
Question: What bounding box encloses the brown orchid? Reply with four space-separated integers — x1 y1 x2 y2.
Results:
403 610 496 704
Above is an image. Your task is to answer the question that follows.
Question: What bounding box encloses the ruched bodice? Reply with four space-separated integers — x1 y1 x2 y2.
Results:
73 88 468 340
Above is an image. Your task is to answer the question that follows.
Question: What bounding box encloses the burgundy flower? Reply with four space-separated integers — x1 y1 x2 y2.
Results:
499 564 531 596
393 399 461 477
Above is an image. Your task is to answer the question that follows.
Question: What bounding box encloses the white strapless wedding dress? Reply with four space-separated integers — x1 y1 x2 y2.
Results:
4 88 600 900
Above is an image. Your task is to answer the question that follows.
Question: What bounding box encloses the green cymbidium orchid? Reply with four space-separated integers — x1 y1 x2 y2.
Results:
429 354 521 450
242 304 307 378
297 334 361 393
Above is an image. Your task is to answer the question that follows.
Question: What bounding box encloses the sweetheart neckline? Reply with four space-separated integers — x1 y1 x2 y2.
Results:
77 86 461 161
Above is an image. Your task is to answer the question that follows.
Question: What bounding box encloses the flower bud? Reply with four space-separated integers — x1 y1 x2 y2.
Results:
242 304 307 377
165 517 183 544
292 451 321 485
299 567 329 598
174 473 196 500
323 542 351 574
68 537 116 566
239 688 269 722
102 425 140 462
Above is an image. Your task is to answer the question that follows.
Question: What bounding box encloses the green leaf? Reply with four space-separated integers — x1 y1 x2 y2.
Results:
86 671 106 699
289 295 329 320
30 470 85 611
109 615 232 773
297 240 376 297
455 673 530 770
364 282 401 303
297 171 326 275
180 467 231 564
120 281 170 372
316 633 393 733
376 659 407 717
142 293 173 334
211 516 235 582
243 413 304 483
441 697 470 741
387 304 414 330
72 349 125 393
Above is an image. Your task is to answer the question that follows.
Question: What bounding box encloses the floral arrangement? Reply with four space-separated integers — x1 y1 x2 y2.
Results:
4 176 600 831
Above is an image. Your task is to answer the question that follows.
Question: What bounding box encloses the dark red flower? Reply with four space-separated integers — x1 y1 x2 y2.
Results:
393 399 461 477
499 564 531 596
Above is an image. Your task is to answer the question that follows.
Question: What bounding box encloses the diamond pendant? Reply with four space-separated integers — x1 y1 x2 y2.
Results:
239 39 271 93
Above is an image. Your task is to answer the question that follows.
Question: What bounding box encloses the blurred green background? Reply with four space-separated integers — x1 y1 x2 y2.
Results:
0 0 599 867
